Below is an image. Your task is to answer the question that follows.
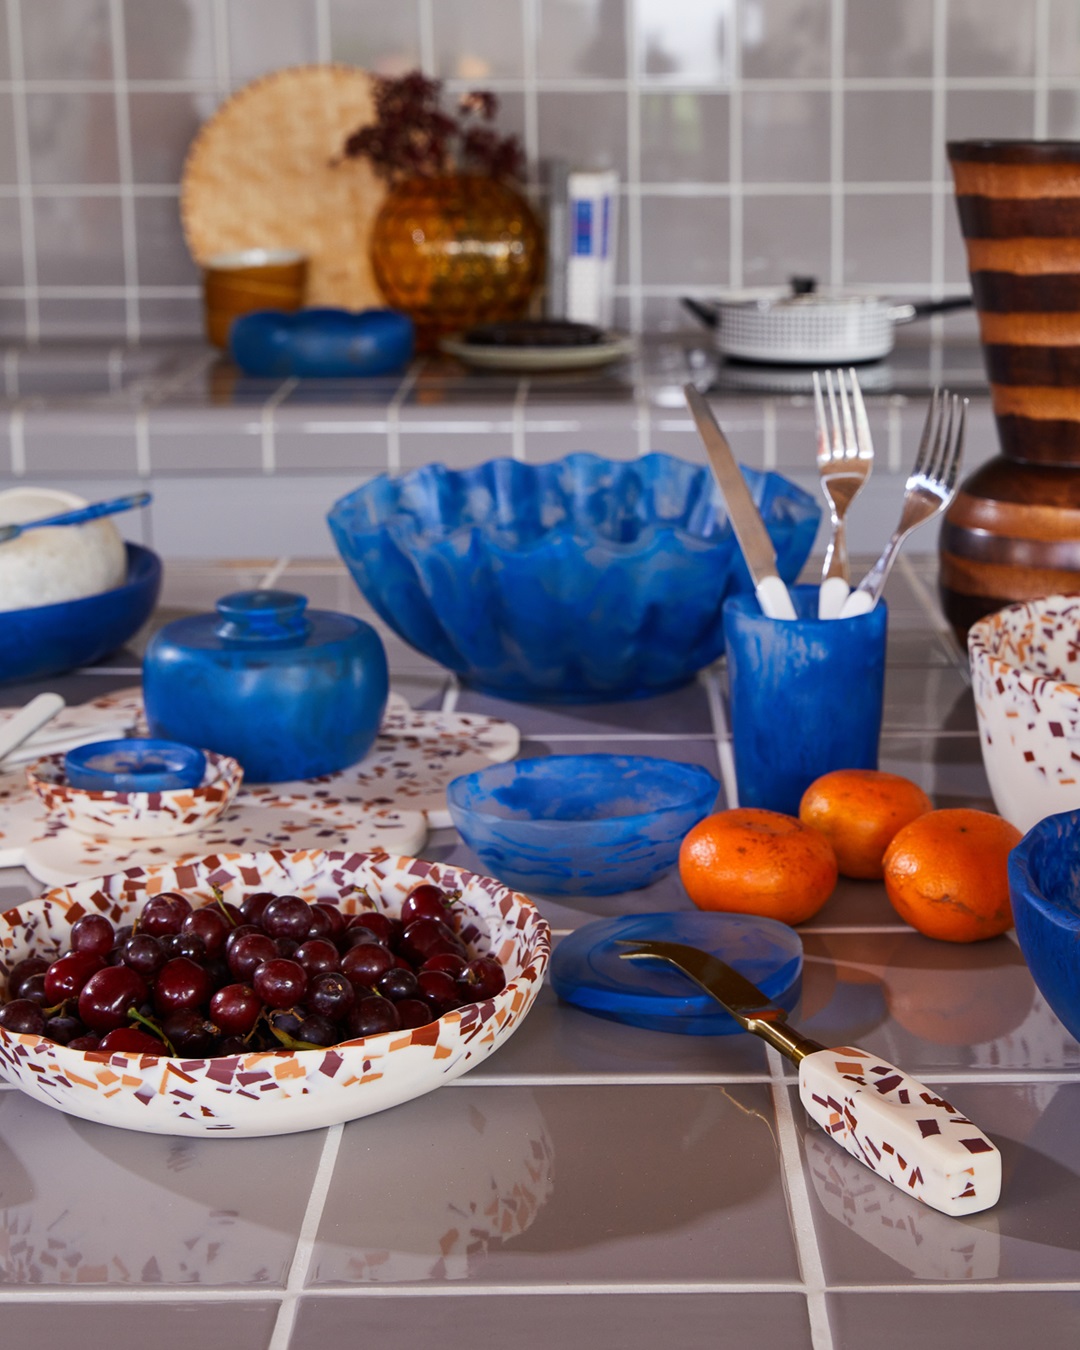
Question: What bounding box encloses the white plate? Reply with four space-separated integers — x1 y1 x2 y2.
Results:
440 332 635 372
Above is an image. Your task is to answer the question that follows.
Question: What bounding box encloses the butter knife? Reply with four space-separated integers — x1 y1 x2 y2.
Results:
684 383 797 620
618 938 1000 1217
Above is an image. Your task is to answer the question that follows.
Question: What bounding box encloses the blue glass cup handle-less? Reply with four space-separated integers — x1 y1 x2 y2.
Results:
723 583 888 816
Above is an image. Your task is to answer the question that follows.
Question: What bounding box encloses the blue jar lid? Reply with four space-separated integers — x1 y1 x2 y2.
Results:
214 590 310 646
64 738 207 793
549 911 803 1036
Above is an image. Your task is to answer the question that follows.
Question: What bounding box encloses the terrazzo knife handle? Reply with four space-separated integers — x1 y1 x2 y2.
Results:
799 1045 1001 1217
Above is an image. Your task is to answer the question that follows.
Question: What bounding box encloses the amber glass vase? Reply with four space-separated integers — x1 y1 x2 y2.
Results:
369 174 544 350
941 140 1080 638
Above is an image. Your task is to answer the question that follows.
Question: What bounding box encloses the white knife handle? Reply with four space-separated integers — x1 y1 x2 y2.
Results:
798 1045 1000 1217
0 692 65 764
837 586 875 618
754 574 798 621
817 575 851 619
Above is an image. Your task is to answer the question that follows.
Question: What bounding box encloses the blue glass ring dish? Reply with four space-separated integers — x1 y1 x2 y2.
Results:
327 452 820 702
447 753 720 896
1008 809 1080 1044
64 739 207 793
141 589 389 784
229 307 414 378
549 910 802 1035
0 543 162 685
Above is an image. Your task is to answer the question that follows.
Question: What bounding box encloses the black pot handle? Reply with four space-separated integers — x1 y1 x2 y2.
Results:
680 296 719 331
892 295 973 323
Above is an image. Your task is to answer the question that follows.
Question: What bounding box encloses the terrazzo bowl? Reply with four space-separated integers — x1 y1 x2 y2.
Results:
0 542 162 686
447 753 720 896
25 749 243 840
327 452 820 702
968 593 1080 833
1008 810 1080 1044
0 849 550 1137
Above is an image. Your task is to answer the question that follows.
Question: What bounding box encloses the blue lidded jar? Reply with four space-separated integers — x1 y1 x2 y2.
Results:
142 590 389 783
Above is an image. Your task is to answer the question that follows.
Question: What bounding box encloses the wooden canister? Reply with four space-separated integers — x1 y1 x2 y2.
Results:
942 141 1080 637
201 248 307 349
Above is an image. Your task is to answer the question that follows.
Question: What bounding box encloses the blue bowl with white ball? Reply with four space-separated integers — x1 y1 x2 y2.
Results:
447 753 720 897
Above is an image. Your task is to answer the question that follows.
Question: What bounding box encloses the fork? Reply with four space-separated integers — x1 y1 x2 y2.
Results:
839 388 966 618
813 369 874 619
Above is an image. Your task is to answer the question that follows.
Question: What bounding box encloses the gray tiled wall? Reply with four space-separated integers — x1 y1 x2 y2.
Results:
1 0 1076 344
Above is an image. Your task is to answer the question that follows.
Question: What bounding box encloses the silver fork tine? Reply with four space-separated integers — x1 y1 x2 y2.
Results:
813 370 829 465
837 370 857 463
849 368 872 464
944 396 965 492
910 388 939 479
825 370 844 460
842 388 966 617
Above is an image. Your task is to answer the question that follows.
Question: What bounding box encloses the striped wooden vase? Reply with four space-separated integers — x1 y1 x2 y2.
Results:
942 140 1080 637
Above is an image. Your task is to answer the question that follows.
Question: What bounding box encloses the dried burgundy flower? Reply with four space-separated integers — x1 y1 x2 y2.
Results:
341 68 524 183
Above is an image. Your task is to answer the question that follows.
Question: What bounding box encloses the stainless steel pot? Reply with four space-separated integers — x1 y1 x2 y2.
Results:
682 283 971 366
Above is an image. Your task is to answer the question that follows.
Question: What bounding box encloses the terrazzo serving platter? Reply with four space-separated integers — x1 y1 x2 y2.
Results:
0 688 519 885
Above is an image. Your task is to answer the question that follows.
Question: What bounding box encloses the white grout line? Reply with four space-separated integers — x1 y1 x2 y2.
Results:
1034 0 1050 138
5 0 38 341
418 0 435 74
266 1123 344 1350
258 556 292 590
767 1047 834 1350
701 664 739 807
261 377 298 474
107 0 140 344
512 379 528 460
8 404 25 476
386 367 420 475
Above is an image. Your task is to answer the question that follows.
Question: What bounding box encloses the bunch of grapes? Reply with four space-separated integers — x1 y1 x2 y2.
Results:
0 883 506 1058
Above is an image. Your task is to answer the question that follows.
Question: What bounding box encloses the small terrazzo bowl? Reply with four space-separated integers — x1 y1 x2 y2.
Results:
327 452 820 702
1008 810 1080 1044
447 753 720 896
26 748 243 840
968 593 1080 833
0 848 550 1137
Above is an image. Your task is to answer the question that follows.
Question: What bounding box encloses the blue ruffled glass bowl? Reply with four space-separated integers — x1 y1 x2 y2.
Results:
447 753 720 896
1008 809 1080 1044
327 452 820 702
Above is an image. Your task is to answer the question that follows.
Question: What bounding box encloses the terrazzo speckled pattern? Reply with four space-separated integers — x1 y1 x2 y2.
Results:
0 848 549 1136
969 594 1080 832
0 551 1078 1350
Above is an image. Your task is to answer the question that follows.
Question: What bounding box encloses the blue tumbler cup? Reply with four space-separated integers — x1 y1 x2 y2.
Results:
723 584 887 815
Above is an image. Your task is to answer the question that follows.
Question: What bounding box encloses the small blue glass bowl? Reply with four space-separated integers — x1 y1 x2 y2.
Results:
0 543 162 685
328 452 820 702
447 753 720 896
64 739 207 793
1009 809 1080 1044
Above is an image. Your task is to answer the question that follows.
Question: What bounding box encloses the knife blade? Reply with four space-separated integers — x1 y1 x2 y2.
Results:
683 383 797 620
618 938 1001 1217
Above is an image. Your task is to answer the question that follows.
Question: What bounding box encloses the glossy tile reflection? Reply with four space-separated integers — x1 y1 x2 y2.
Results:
0 1093 324 1286
310 1084 799 1285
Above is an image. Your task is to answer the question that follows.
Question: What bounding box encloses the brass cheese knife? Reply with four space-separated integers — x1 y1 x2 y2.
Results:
618 939 1000 1217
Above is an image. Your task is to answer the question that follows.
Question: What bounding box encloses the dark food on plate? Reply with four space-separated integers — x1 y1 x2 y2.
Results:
0 883 506 1057
463 318 607 347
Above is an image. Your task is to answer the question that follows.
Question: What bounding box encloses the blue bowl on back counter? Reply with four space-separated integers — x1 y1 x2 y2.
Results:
1008 809 1080 1045
447 753 720 896
327 452 820 702
0 542 162 685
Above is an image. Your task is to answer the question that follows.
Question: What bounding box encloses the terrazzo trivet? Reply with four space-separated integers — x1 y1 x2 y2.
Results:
0 690 520 885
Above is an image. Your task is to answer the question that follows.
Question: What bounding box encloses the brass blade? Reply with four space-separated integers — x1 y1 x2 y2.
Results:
617 938 824 1063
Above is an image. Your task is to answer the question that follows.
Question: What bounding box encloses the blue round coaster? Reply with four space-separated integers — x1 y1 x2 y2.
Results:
549 910 803 1036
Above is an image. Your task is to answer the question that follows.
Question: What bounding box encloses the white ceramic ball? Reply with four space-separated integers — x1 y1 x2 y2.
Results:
0 487 127 613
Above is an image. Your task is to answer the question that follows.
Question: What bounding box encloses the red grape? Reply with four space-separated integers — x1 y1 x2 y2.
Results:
78 966 149 1033
69 914 115 957
44 950 105 1004
253 958 307 1009
209 983 262 1036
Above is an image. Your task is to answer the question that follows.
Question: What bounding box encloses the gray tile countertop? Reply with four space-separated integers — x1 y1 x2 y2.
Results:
0 330 995 561
0 552 1078 1350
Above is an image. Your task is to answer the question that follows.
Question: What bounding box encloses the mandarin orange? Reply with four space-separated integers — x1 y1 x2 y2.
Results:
882 807 1022 942
799 768 933 880
678 807 838 925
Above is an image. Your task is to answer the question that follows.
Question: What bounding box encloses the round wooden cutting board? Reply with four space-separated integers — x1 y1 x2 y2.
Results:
180 64 387 311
